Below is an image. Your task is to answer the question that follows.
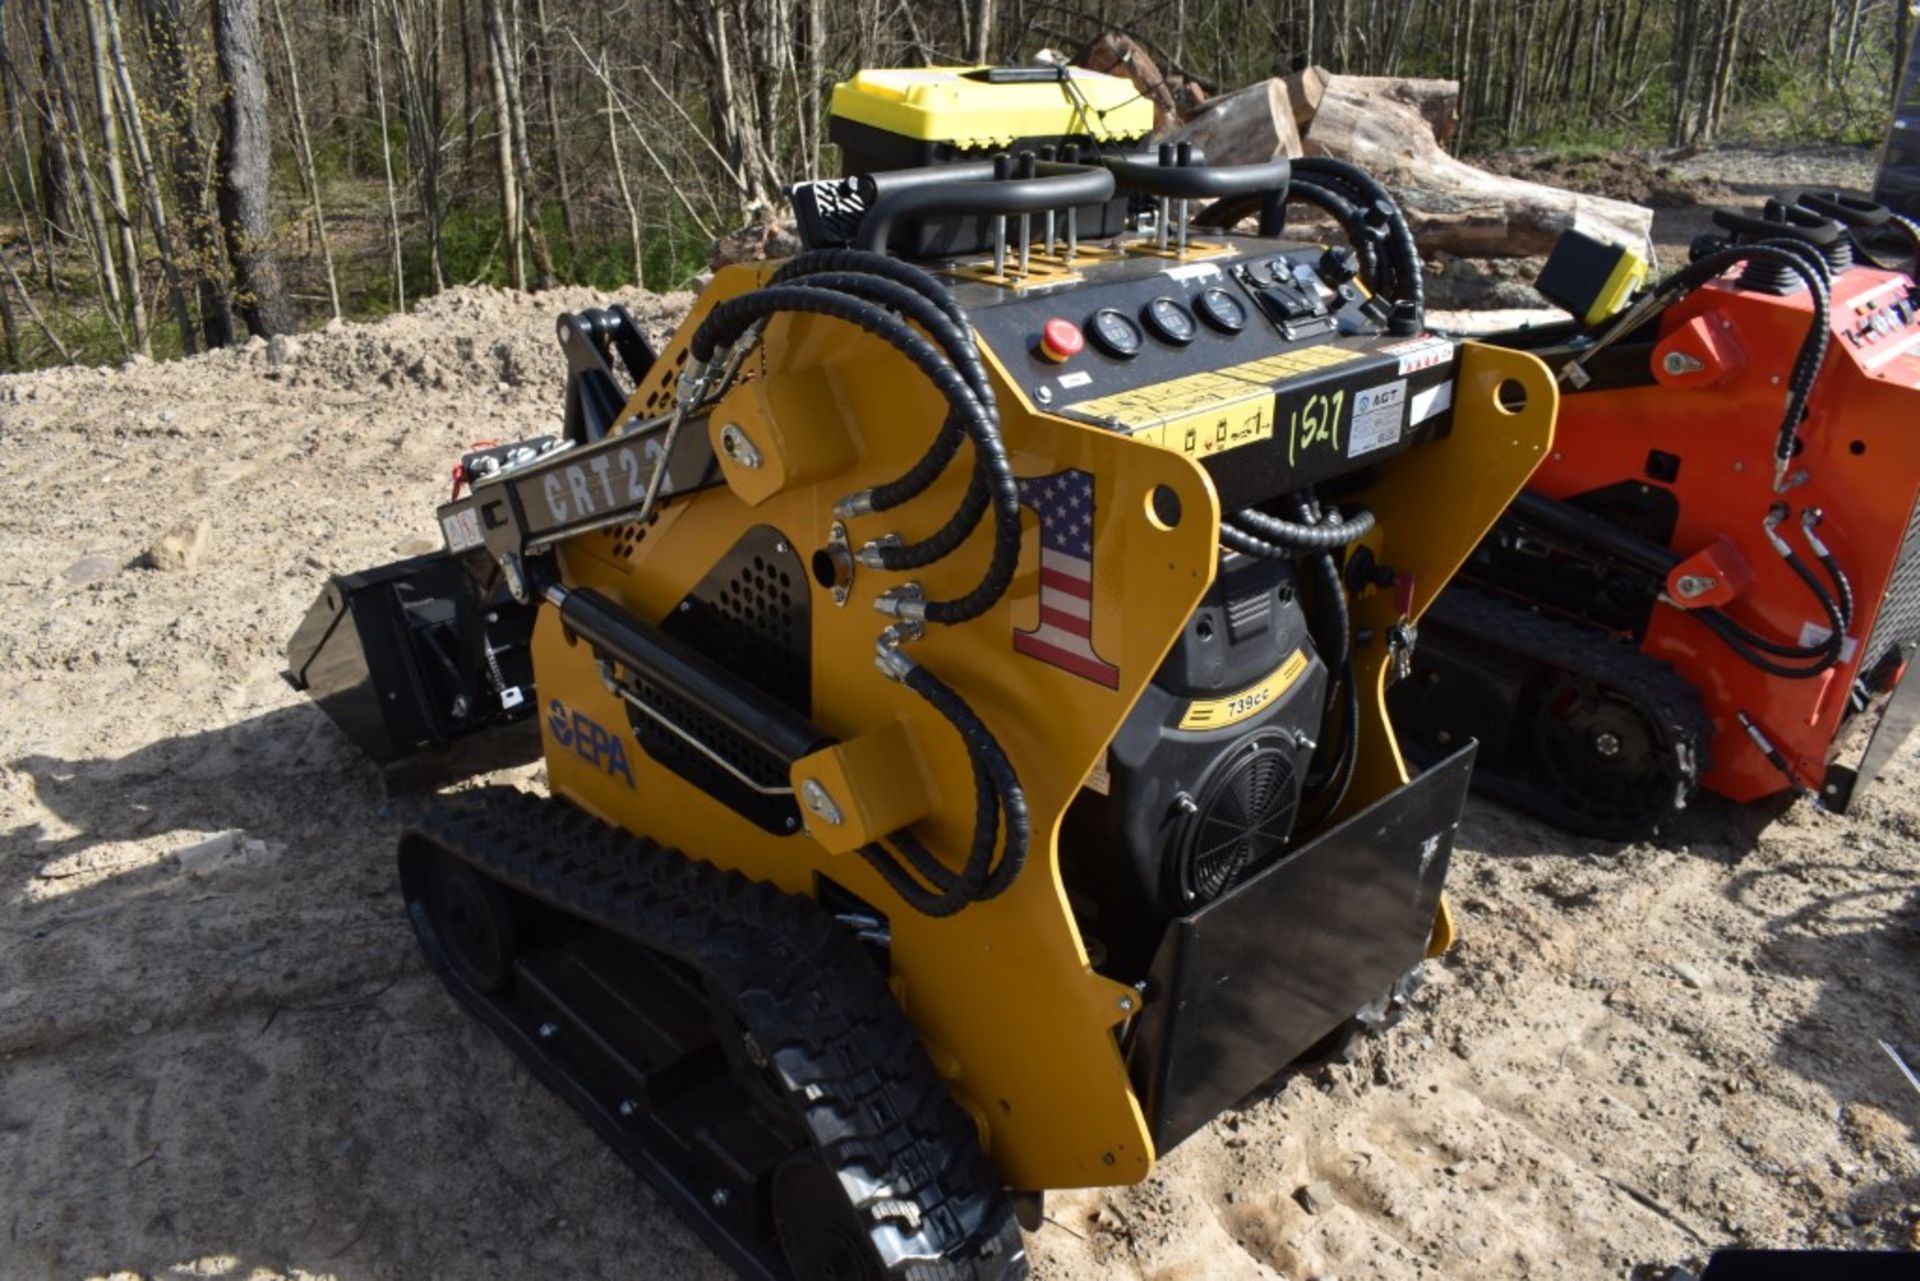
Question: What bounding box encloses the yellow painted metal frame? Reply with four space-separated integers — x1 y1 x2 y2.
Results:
1339 343 1559 829
530 264 1555 1194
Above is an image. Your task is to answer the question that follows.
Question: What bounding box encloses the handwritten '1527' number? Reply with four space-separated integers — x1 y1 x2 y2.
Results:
1287 389 1346 465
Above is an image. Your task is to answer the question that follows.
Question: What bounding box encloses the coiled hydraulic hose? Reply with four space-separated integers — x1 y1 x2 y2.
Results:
1691 508 1852 680
860 649 1031 917
753 269 1000 570
690 284 1022 625
689 271 1032 915
1229 503 1377 553
1292 156 1425 334
771 251 986 517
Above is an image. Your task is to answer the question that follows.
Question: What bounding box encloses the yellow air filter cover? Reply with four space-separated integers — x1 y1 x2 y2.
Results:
830 67 1154 151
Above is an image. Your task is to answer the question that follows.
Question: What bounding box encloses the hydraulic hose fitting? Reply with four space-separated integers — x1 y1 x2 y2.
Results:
834 489 878 520
1763 504 1793 556
874 620 926 682
856 534 903 569
676 356 713 409
1800 507 1833 559
874 583 929 622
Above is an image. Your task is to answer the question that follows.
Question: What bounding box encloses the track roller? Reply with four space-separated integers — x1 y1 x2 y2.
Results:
1394 589 1713 841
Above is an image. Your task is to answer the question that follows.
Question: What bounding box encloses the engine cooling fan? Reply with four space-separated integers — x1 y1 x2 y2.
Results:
1169 737 1302 907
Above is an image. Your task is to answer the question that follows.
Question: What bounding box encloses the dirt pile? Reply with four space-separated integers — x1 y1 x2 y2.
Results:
1480 149 1733 210
3 268 1917 1281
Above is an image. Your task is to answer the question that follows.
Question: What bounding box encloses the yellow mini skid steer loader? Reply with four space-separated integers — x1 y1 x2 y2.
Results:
287 65 1556 1279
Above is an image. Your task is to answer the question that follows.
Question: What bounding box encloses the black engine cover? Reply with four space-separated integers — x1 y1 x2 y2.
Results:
1061 554 1328 977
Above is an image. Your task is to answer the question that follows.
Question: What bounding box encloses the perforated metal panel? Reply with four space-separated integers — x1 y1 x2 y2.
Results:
1864 495 1920 686
606 512 661 562
625 525 811 833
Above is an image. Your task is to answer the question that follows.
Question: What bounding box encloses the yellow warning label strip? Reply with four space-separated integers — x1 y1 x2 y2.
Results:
1065 345 1362 434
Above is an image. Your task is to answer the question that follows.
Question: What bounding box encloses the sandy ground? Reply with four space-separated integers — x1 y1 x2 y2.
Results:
4 194 1919 1281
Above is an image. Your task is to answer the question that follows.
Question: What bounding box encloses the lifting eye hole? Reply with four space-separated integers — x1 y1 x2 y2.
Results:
1495 379 1528 413
1196 618 1215 641
1147 484 1183 530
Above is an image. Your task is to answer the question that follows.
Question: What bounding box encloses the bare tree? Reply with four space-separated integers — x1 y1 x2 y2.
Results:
366 0 406 311
143 0 233 347
40 0 125 346
268 0 340 320
81 0 148 354
99 0 195 352
212 0 292 335
479 0 524 288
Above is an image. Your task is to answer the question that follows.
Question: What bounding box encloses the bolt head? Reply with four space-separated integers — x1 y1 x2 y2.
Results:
538 1022 558 1040
1594 732 1622 758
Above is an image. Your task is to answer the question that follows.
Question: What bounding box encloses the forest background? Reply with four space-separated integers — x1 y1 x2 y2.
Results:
0 0 1913 372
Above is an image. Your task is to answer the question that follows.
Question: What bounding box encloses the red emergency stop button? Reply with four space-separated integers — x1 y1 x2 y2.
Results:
1038 318 1084 362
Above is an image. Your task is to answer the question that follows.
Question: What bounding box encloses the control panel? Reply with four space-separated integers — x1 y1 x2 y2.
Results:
958 239 1461 508
1837 272 1920 378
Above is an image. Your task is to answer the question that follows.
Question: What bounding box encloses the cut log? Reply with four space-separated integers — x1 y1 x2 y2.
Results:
1304 74 1655 261
1281 67 1327 132
1313 74 1460 147
1160 79 1302 165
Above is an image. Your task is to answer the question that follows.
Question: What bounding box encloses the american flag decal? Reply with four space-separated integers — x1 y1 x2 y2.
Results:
1015 468 1120 688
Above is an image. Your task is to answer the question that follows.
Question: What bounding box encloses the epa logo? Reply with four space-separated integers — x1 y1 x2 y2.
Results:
547 699 636 788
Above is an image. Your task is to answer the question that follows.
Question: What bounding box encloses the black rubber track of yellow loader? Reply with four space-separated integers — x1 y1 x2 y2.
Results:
402 786 1025 1280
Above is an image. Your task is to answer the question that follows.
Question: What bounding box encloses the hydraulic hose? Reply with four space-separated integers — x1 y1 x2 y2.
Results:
767 253 987 515
1293 156 1425 333
757 269 996 554
772 248 970 333
1579 241 1829 486
860 657 1030 916
1299 662 1360 831
1695 525 1849 678
1287 178 1390 297
1232 503 1376 552
692 284 1022 624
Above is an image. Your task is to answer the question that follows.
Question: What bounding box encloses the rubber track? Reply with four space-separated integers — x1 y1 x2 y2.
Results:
407 786 1025 1280
1423 587 1714 840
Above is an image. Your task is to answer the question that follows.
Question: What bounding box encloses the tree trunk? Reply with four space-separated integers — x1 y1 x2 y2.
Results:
367 0 407 311
603 55 643 287
83 0 151 355
144 0 233 347
42 0 126 339
268 0 340 320
529 0 575 248
383 0 447 294
1304 72 1656 259
1706 0 1745 140
971 0 994 62
1897 0 1916 105
0 246 72 363
480 0 525 289
101 0 196 354
500 0 554 287
212 0 293 336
